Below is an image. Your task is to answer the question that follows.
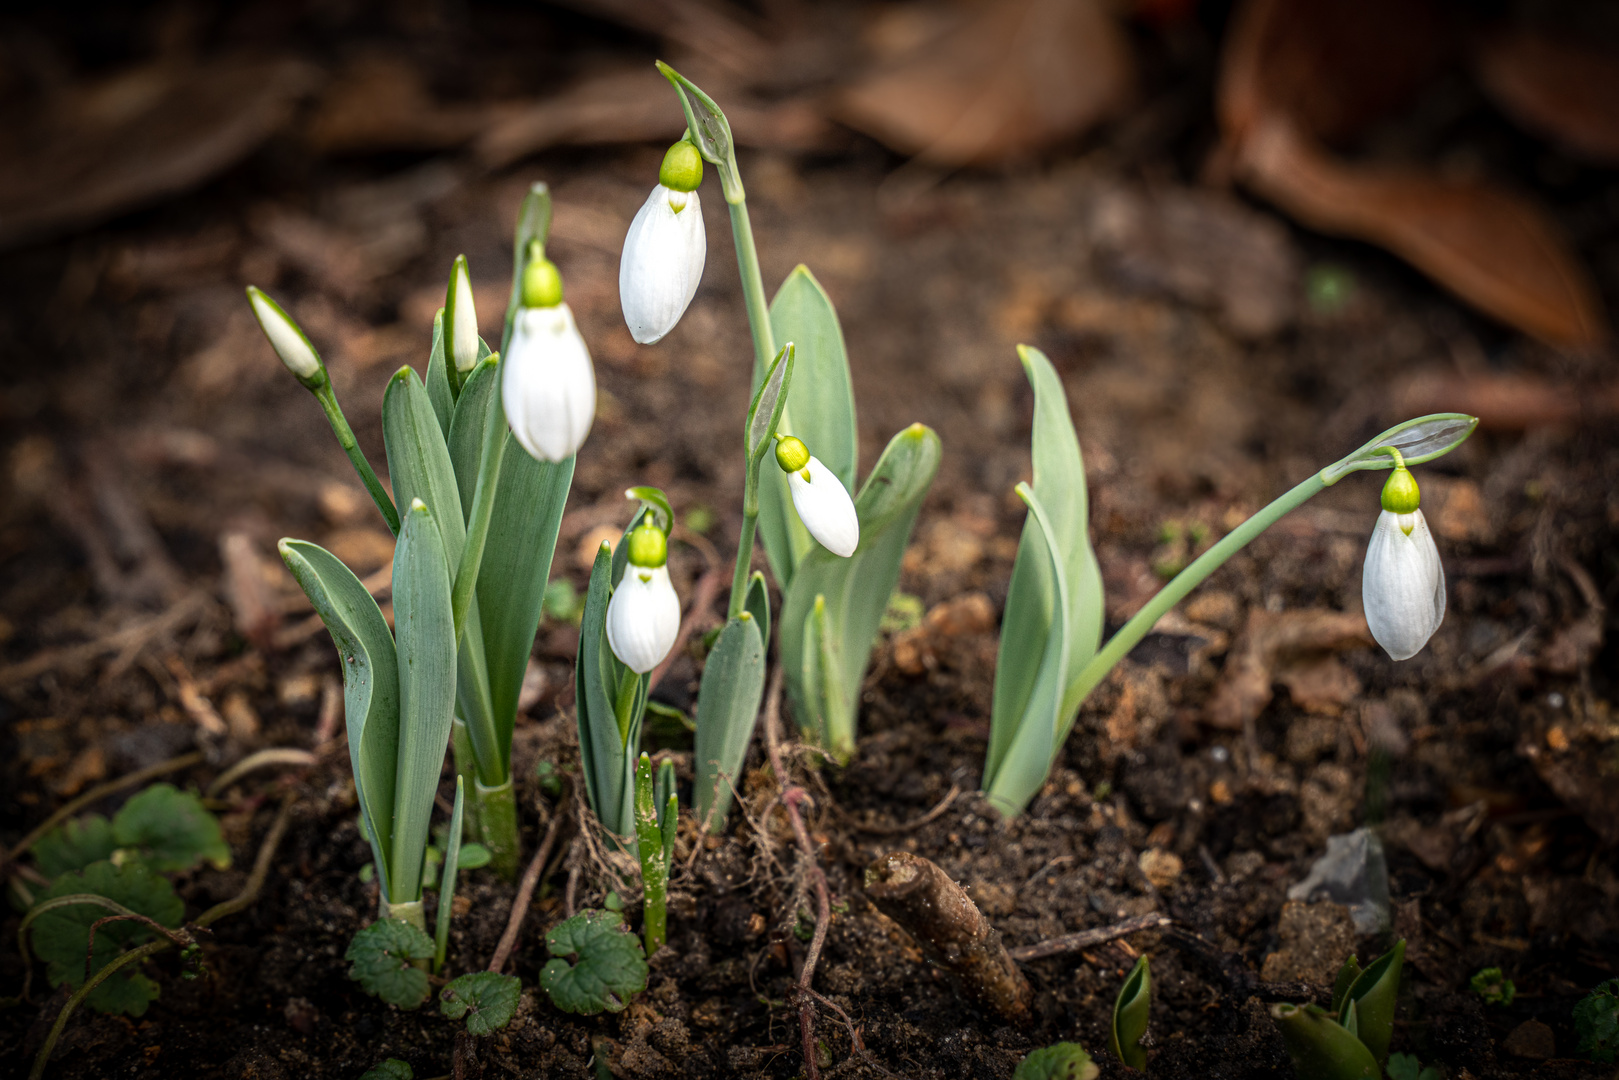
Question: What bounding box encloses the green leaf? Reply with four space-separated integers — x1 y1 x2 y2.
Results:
1013 1043 1099 1080
1468 965 1515 1006
502 182 553 357
1575 978 1619 1063
779 423 941 762
448 356 500 518
798 594 845 756
742 570 770 645
440 971 521 1035
692 613 765 830
390 499 458 902
360 1059 414 1080
1338 939 1403 1063
538 909 648 1014
434 777 465 972
745 343 795 468
457 843 492 870
112 783 230 872
1332 955 1364 1015
31 861 183 1016
1270 1003 1381 1080
1322 413 1479 484
345 918 434 1009
1109 954 1151 1070
425 309 454 434
576 542 645 836
34 815 116 879
758 266 858 589
1385 1053 1439 1080
279 538 400 891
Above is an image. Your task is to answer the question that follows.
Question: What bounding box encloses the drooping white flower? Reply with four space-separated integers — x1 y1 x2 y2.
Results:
502 301 595 463
1362 495 1446 661
777 437 859 558
606 522 681 673
247 286 323 386
619 140 708 344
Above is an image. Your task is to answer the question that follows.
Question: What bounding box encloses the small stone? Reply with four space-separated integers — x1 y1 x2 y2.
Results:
1502 1019 1554 1059
1138 848 1183 889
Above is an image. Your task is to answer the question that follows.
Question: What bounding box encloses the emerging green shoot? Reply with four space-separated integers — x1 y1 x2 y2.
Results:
1013 1043 1099 1080
1110 954 1151 1069
634 754 678 955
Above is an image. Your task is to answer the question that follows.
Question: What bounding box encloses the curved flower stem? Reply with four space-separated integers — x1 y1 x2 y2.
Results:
726 200 775 619
1065 473 1327 710
313 383 400 536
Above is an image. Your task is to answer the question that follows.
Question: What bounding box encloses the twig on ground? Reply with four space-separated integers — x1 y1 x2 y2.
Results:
1006 912 1173 962
761 668 833 1080
2 751 206 874
488 808 569 973
205 748 318 797
0 591 209 689
648 567 721 693
30 793 297 1080
846 785 961 835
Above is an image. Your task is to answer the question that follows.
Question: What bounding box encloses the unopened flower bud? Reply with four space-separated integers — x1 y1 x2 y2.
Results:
779 441 859 558
247 286 324 388
447 254 479 374
606 554 680 674
619 150 707 344
502 282 595 463
1362 465 1445 661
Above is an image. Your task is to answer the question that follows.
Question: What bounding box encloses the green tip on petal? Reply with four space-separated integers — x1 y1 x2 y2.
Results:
1381 466 1420 514
626 522 668 568
659 139 704 192
522 257 564 308
775 435 810 473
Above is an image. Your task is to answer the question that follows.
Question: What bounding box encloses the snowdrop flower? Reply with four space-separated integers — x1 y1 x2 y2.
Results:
1362 460 1446 661
446 253 480 376
247 286 324 388
777 436 859 558
502 253 596 463
619 139 707 344
607 521 681 673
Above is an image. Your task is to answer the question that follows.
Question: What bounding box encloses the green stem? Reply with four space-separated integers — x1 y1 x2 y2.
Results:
724 196 775 618
314 382 400 536
634 756 668 956
1066 473 1326 708
474 778 519 881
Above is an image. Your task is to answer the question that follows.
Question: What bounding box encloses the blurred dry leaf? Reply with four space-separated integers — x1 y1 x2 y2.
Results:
1474 29 1619 165
1393 370 1619 430
837 0 1134 166
249 205 426 302
1205 608 1372 730
1217 0 1606 349
306 54 493 154
0 57 319 250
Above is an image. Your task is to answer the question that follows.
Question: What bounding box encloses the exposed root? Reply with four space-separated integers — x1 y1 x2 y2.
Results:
488 806 570 973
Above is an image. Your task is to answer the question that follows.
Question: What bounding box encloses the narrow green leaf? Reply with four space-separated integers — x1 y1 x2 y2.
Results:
1270 1003 1381 1080
425 309 454 434
112 783 230 872
799 594 846 752
758 267 858 587
346 918 434 1009
742 570 770 646
391 499 458 902
779 424 940 762
577 542 644 836
279 538 400 889
441 970 522 1034
435 776 465 972
1109 954 1151 1070
746 343 795 465
1339 939 1404 1063
34 816 116 879
1332 955 1363 1016
982 484 1070 817
538 909 648 1014
503 182 552 357
31 861 183 1016
447 356 500 518
692 614 765 829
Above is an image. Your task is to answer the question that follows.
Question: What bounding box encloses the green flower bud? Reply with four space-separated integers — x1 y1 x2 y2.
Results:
658 139 704 193
1380 466 1420 515
522 254 564 309
626 521 668 568
775 435 810 473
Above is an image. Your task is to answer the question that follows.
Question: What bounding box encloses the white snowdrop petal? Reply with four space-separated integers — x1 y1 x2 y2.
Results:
1362 509 1445 661
619 184 707 344
787 456 860 558
502 303 596 463
250 291 321 380
451 270 480 374
606 565 681 673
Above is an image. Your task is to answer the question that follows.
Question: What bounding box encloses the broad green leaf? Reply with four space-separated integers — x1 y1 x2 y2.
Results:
345 918 434 1009
1109 954 1151 1070
502 182 552 356
982 484 1070 817
34 815 116 879
279 538 399 889
440 970 521 1034
32 860 183 1016
1013 1043 1099 1080
538 909 648 1014
425 309 453 435
1339 939 1403 1063
112 783 230 872
758 267 857 588
391 499 458 902
779 424 940 762
692 613 765 830
1270 1003 1381 1080
576 542 645 837
360 1059 414 1080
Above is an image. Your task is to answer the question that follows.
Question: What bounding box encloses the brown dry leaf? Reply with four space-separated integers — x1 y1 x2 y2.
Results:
1474 29 1619 164
1217 0 1607 349
0 57 319 250
219 530 282 649
1393 369 1619 430
306 54 493 154
1518 701 1619 846
1205 608 1373 730
837 0 1134 167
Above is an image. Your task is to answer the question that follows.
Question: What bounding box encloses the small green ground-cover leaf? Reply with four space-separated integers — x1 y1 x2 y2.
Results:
1013 1043 1099 1080
112 783 231 872
538 909 647 1014
360 1059 414 1080
1469 965 1516 1005
34 815 117 879
1575 978 1619 1063
441 971 521 1034
1386 1053 1440 1080
346 918 434 1008
32 860 184 1016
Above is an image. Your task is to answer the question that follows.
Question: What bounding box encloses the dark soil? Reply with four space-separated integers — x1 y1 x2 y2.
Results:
2 4 1617 1079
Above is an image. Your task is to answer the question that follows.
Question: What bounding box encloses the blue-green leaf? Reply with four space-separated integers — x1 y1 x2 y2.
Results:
390 499 458 902
1339 939 1403 1063
279 538 400 890
425 310 453 434
1270 1003 1380 1080
577 542 645 837
692 613 765 830
742 570 770 647
758 267 857 589
779 424 940 763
